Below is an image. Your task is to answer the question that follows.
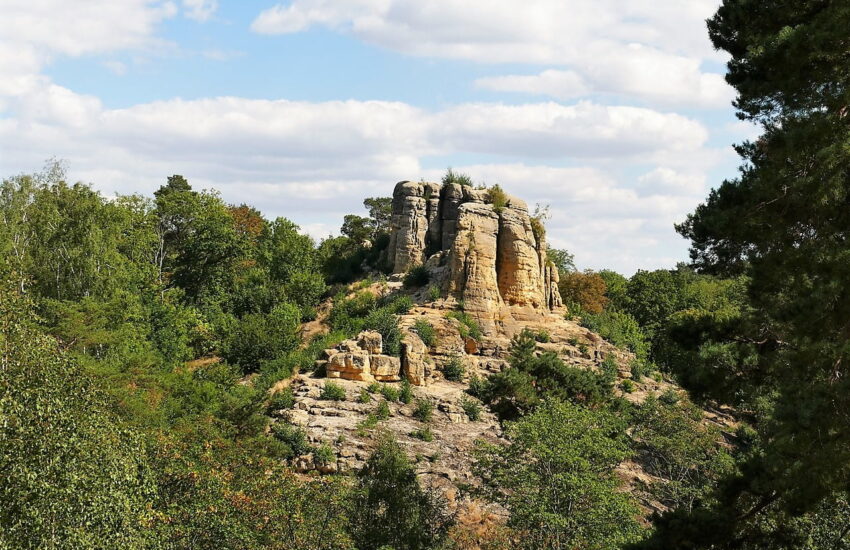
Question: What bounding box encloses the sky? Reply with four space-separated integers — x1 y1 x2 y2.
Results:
0 0 760 274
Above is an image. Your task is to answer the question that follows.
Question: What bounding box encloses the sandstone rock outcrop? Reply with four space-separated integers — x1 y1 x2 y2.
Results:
322 331 401 382
386 180 564 328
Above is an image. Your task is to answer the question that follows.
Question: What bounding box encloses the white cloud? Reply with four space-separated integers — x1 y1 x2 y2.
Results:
252 0 731 108
183 0 218 22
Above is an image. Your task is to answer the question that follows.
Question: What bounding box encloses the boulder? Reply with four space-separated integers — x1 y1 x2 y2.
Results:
357 331 383 354
401 332 428 385
371 355 402 382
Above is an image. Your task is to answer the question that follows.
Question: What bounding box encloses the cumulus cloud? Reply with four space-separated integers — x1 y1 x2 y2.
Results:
251 0 731 108
183 0 218 22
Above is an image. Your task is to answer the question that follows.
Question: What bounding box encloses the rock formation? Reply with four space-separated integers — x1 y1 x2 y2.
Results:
386 180 563 328
321 331 401 383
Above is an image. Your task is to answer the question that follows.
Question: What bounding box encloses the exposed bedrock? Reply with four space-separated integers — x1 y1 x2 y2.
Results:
386 180 564 323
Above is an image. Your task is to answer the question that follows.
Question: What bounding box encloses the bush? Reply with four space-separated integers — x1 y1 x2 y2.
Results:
413 398 434 422
428 285 441 302
534 329 551 343
467 374 490 400
621 379 636 393
446 310 482 341
461 396 482 421
442 168 473 187
272 423 311 457
320 381 346 401
358 388 372 403
375 399 391 421
380 384 400 402
224 303 301 372
363 307 402 357
399 379 413 404
486 184 509 213
267 388 295 412
313 443 336 466
659 388 680 405
413 319 437 348
582 310 650 363
410 427 434 441
403 265 430 288
442 355 465 382
367 382 381 394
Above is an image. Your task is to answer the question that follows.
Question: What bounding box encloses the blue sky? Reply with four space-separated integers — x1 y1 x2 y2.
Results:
1 0 759 274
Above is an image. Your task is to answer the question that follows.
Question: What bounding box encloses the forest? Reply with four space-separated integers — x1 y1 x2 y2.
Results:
2 1 850 549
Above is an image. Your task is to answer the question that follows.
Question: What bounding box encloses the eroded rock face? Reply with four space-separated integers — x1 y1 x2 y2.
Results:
386 180 564 321
324 332 401 382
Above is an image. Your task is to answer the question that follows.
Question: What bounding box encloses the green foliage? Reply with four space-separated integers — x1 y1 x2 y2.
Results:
598 269 629 311
410 426 434 442
461 396 482 421
224 302 301 372
446 310 482 341
631 395 734 513
268 388 295 412
582 309 650 363
358 388 372 403
367 382 381 394
399 379 413 404
379 384 399 402
320 381 347 401
428 285 441 302
475 401 642 549
350 436 453 549
413 398 434 422
482 329 615 420
486 184 509 213
403 264 430 288
329 292 407 356
313 443 336 467
412 319 437 347
620 379 636 393
547 247 576 274
442 354 466 382
533 329 550 343
271 423 312 457
442 168 473 187
375 400 391 421
0 285 156 549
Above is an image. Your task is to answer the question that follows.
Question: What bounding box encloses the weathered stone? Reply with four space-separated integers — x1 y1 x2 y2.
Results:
446 203 503 316
326 351 374 382
357 330 383 355
387 181 431 273
497 202 545 308
401 332 428 385
371 355 402 382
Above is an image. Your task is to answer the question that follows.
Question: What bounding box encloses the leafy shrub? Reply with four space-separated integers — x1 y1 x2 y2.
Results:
413 398 434 422
413 320 437 347
428 285 441 302
367 382 381 394
399 379 413 404
358 388 372 403
383 294 413 314
320 381 346 401
442 168 473 187
350 436 453 549
224 303 301 372
380 384 399 402
486 184 509 213
621 379 636 393
446 310 482 341
313 443 336 466
363 307 402 357
403 265 430 288
582 309 650 363
467 374 490 400
442 355 465 382
272 423 311 457
375 399 391 421
410 427 434 441
659 388 680 405
534 329 551 343
631 361 648 381
267 387 295 412
461 396 482 421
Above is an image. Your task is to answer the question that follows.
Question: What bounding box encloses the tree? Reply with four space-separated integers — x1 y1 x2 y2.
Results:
547 247 576 274
363 196 392 235
0 280 155 549
559 270 608 314
349 435 453 550
475 401 642 550
597 269 628 311
637 1 850 547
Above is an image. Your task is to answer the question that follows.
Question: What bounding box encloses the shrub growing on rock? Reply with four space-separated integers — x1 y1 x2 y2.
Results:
320 381 346 401
413 398 434 422
442 355 466 382
403 265 430 289
413 319 437 348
